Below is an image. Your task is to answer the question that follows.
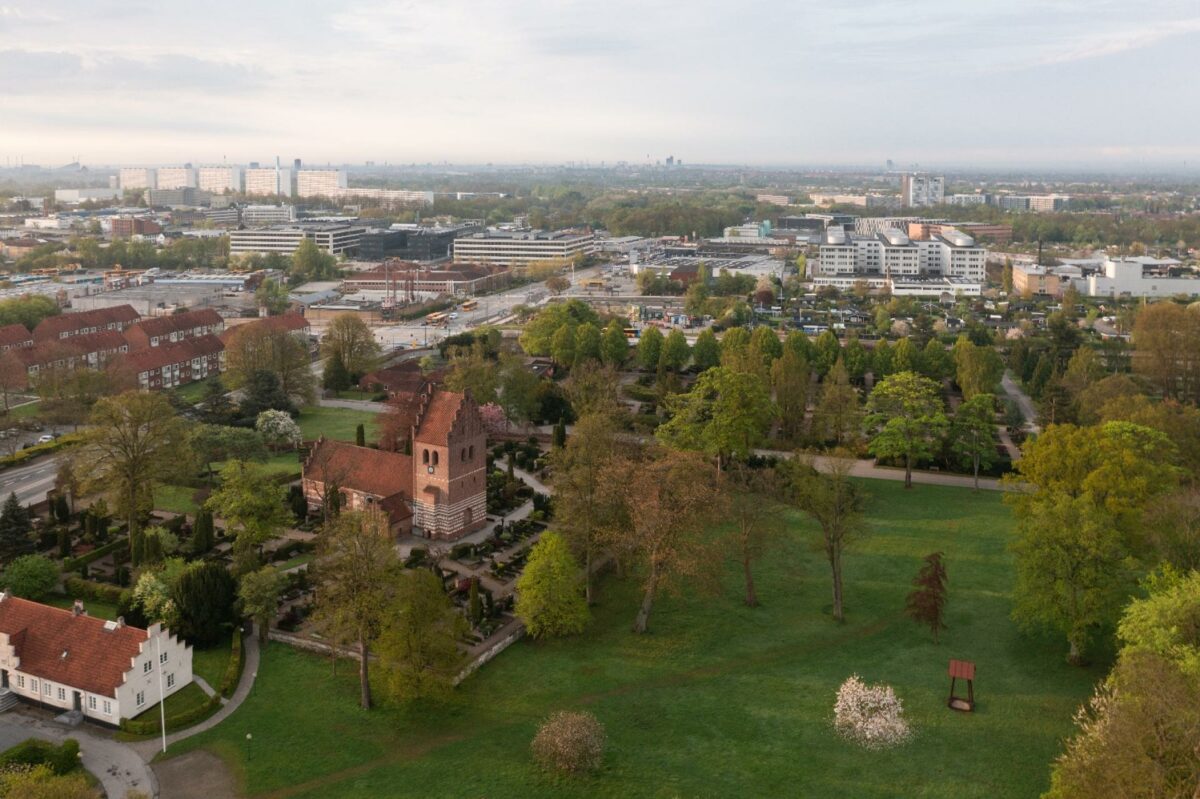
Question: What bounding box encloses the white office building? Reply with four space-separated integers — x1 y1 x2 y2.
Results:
332 187 435 205
118 168 157 190
54 188 123 204
812 226 986 294
1082 258 1200 298
452 229 596 267
229 223 364 255
155 167 197 190
245 167 294 197
900 174 945 207
296 170 349 198
242 205 297 226
197 166 243 194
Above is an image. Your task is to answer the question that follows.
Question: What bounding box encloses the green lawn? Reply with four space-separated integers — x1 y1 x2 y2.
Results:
296 406 380 443
173 381 213 405
154 484 200 515
45 594 119 621
128 682 212 731
166 481 1102 798
6 400 40 419
192 634 237 697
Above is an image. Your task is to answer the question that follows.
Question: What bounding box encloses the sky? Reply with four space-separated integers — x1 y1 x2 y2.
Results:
1 0 1199 170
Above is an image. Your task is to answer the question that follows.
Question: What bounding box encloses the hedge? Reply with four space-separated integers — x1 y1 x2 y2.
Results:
119 633 242 735
0 738 80 775
63 537 128 572
62 576 125 605
0 434 82 471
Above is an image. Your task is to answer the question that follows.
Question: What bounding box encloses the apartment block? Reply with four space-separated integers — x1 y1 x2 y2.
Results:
197 166 243 194
900 173 945 207
155 167 197 190
296 169 348 198
118 168 157 190
244 167 294 197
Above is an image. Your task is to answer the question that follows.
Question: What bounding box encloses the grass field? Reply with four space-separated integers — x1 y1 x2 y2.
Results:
166 480 1102 798
296 406 380 444
173 381 213 405
154 484 201 515
192 634 236 697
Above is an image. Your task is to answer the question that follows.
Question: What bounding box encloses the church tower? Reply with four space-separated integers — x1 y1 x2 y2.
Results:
411 386 488 540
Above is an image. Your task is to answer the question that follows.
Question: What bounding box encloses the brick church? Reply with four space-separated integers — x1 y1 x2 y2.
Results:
301 379 488 541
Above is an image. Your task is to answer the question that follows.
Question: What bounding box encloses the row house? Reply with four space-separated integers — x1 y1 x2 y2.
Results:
32 305 141 343
124 308 224 350
0 325 33 352
219 313 310 345
18 331 129 387
0 593 192 726
123 334 225 391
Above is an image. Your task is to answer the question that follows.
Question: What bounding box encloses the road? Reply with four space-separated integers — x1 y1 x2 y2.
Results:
0 456 61 506
1000 369 1040 434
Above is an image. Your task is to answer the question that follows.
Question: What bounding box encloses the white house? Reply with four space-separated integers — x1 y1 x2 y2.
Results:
0 593 192 726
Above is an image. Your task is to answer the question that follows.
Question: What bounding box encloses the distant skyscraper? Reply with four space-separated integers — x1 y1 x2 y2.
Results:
900 173 945 207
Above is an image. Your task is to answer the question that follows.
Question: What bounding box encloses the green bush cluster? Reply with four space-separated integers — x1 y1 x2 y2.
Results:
62 537 128 573
0 738 81 775
62 576 125 605
218 633 244 697
0 434 82 471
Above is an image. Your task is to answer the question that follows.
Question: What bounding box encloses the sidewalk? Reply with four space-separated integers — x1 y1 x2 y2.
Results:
753 449 1007 491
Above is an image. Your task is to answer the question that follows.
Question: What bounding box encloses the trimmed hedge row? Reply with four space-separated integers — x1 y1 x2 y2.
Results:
62 576 125 605
63 537 128 572
119 633 243 735
0 737 80 775
0 434 82 471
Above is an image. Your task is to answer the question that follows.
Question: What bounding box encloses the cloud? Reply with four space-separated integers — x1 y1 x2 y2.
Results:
1033 18 1200 65
0 49 265 93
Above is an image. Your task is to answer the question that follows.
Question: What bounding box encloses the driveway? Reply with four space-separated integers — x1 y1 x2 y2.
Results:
1000 369 1040 434
0 707 155 797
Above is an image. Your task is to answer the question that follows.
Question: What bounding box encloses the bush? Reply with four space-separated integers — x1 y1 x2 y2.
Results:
2 555 59 601
832 675 912 749
0 738 81 775
531 711 606 774
63 537 128 572
0 434 82 471
218 634 243 696
63 577 125 605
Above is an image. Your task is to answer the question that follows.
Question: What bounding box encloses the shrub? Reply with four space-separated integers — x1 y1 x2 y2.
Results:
531 710 606 774
832 675 912 749
63 576 125 605
0 738 81 775
63 537 128 572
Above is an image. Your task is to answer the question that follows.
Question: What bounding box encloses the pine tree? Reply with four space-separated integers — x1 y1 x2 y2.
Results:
0 493 31 555
129 527 144 567
905 552 948 643
552 420 567 449
323 352 352 391
191 509 214 555
355 423 366 447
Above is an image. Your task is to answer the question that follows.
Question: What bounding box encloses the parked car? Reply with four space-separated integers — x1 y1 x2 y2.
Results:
35 435 53 445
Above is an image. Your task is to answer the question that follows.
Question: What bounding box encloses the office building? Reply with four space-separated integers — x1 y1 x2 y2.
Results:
296 169 349 198
146 187 210 208
241 205 296 225
118 168 156 190
756 194 792 206
244 167 294 197
1082 258 1198 298
53 188 122 204
452 229 596 267
155 167 196 190
342 262 510 296
197 166 242 194
853 216 928 236
900 174 945 207
332 187 435 205
228 223 364 255
812 226 986 292
947 193 989 206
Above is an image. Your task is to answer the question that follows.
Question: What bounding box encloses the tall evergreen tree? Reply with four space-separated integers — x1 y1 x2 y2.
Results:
0 493 31 554
905 552 949 643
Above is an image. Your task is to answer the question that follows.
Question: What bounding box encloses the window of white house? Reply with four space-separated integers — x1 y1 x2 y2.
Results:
159 651 168 664
136 691 145 707
102 700 111 715
16 676 23 689
43 682 50 696
143 661 152 674
29 679 37 693
166 673 175 689
57 687 65 701
88 696 96 710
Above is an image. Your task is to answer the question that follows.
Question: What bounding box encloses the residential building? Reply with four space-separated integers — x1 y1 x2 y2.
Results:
220 313 310 345
452 229 596 267
947 193 990 206
0 593 192 726
146 188 210 208
53 188 122 204
228 224 364 256
302 384 487 540
19 331 130 386
331 188 436 205
33 305 141 342
1012 263 1078 298
755 194 792 206
0 325 32 351
900 174 945 207
296 169 348 198
244 167 294 197
992 194 1071 212
154 167 196 190
123 309 224 350
812 226 987 291
118 168 156 191
197 165 242 194
241 205 296 226
359 360 445 397
123 334 225 390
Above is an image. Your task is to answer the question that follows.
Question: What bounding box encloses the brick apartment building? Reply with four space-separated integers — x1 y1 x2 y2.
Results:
33 306 141 343
122 335 226 391
123 309 224 350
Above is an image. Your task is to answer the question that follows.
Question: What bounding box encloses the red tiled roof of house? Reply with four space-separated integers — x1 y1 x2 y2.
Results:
0 324 32 349
220 314 308 344
0 595 153 697
121 334 224 373
127 309 223 338
415 389 470 442
18 330 128 367
304 438 412 500
359 361 444 395
32 305 140 341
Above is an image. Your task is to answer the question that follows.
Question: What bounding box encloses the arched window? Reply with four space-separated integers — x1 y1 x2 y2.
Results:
422 449 429 465
468 445 474 459
432 451 439 466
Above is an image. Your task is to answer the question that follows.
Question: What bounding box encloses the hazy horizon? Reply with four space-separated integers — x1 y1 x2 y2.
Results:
3 0 1199 171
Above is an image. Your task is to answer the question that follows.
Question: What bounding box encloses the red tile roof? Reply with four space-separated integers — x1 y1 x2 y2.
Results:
126 309 223 339
0 595 154 697
122 334 224 373
0 325 32 349
415 389 471 442
303 438 412 500
33 305 140 341
359 361 444 395
18 330 128 368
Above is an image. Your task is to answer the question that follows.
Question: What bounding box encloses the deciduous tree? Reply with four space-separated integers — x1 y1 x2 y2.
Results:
904 552 948 642
724 464 785 607
656 366 775 471
950 393 997 490
636 326 663 371
376 568 467 702
515 531 589 638
812 358 860 447
691 328 721 372
238 565 286 644
865 372 948 488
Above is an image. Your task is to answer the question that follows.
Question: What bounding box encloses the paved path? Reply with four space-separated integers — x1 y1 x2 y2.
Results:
1000 369 1041 434
754 449 1006 491
0 707 155 798
131 633 261 763
317 398 388 412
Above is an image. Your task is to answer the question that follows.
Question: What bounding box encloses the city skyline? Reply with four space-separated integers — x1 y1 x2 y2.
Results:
2 0 1199 169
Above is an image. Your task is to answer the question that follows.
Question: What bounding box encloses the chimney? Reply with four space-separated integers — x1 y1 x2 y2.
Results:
116 616 125 628
0 591 7 603
72 600 84 617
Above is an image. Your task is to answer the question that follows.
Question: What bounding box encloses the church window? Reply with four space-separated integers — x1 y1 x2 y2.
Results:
422 449 429 464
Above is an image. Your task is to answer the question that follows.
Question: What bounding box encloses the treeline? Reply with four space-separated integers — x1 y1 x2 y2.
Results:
14 235 230 272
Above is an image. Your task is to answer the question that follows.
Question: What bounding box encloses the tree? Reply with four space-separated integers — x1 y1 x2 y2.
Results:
515 532 590 638
1132 301 1200 403
748 326 782 367
724 465 785 607
573 322 602 367
2 555 59 600
892 337 920 374
518 300 599 356
376 568 467 702
601 449 724 633
921 339 952 381
691 328 721 372
812 358 860 447
1011 494 1133 663
951 394 997 490
551 324 577 368
192 508 215 555
224 326 315 405
322 313 381 379
843 336 869 381
1117 568 1200 678
636 326 663 371
313 508 401 709
601 320 628 367
656 366 775 471
444 341 498 404
322 351 352 391
205 461 291 570
171 561 237 647
814 330 840 376
786 454 867 623
73 392 188 539
200 377 235 425
904 552 948 642
659 329 691 372
0 350 26 413
772 346 810 443
238 565 286 644
291 237 338 282
545 275 571 295
255 409 302 450
254 278 290 315
0 492 32 555
189 423 268 482
872 338 894 378
864 372 949 488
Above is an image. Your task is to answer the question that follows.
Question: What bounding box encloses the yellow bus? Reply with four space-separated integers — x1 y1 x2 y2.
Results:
426 311 449 325
460 300 479 312
583 278 606 289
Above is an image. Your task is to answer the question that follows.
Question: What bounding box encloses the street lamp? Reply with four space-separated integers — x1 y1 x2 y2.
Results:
245 732 252 766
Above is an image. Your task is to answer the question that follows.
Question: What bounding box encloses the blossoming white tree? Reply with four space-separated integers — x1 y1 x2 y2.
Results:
833 675 912 749
256 409 302 450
